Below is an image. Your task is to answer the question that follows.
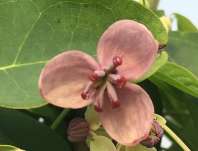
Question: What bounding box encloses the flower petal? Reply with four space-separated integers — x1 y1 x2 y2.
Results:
39 51 98 108
97 20 158 81
98 83 154 146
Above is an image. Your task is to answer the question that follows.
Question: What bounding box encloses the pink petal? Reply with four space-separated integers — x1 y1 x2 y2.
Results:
99 83 154 146
39 51 99 109
97 20 158 81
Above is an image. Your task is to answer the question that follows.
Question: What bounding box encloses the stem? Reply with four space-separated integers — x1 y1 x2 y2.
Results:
51 109 69 130
163 124 191 151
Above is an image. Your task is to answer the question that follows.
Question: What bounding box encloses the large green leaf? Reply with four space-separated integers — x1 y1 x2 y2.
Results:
151 80 198 151
167 32 198 76
150 62 198 97
0 0 167 108
0 108 71 151
174 13 198 32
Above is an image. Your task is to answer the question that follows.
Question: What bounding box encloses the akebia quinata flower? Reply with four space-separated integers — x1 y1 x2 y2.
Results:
39 20 158 146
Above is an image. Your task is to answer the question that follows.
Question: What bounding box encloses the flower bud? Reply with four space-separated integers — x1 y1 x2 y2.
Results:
141 121 164 148
67 118 90 142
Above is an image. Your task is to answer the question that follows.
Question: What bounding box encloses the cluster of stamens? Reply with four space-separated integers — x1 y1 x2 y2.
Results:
141 121 164 148
81 56 127 112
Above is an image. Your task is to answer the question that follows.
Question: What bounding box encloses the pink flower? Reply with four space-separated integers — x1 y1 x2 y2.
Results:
39 20 158 146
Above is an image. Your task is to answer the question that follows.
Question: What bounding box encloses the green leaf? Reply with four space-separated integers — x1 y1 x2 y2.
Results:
152 81 198 151
90 135 116 151
0 108 71 151
160 16 171 32
150 62 198 97
167 32 198 76
0 145 24 151
174 13 198 32
154 10 165 17
136 51 168 82
0 0 167 109
125 144 156 151
85 106 101 131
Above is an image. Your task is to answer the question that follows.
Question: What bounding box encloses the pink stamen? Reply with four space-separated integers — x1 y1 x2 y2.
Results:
93 83 106 112
111 100 120 109
106 82 120 109
94 105 103 112
81 92 89 100
108 74 127 88
89 70 105 81
116 76 127 88
81 82 94 100
113 56 122 67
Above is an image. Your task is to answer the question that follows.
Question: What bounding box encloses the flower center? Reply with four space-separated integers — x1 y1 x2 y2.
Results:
81 56 127 112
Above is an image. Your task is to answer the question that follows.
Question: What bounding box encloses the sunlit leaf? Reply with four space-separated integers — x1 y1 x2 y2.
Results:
174 13 198 32
90 135 116 151
160 16 172 32
85 106 101 131
150 62 198 98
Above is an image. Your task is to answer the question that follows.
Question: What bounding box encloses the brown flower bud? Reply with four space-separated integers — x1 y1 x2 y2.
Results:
67 118 90 142
141 121 164 148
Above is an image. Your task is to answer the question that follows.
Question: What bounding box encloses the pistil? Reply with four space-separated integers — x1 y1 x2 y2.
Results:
108 74 127 88
81 82 95 100
106 82 120 109
93 83 106 112
81 55 125 112
89 70 106 81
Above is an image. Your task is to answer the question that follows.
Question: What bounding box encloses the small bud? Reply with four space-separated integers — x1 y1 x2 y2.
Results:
67 118 90 142
141 121 164 148
113 56 122 67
